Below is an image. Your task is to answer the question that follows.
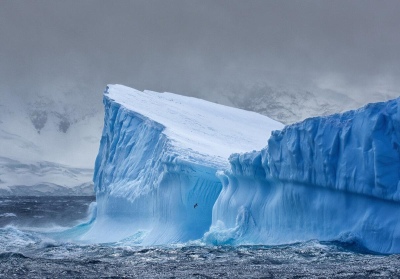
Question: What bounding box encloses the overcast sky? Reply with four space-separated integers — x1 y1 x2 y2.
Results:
1 0 400 104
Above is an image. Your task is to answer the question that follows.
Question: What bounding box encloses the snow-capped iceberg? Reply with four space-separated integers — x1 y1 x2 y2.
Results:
85 84 400 254
82 84 283 243
209 98 400 253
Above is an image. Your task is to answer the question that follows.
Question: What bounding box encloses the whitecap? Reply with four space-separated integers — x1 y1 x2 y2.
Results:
0 213 17 218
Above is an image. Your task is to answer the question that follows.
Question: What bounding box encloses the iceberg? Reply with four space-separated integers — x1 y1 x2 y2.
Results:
209 98 400 253
84 84 400 254
82 85 283 243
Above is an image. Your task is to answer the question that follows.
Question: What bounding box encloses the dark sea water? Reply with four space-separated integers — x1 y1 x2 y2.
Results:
1 196 400 278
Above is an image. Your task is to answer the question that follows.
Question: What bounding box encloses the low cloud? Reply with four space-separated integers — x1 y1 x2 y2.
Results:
1 0 399 103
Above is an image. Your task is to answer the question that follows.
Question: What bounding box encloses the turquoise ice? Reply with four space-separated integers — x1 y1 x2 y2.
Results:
84 84 400 254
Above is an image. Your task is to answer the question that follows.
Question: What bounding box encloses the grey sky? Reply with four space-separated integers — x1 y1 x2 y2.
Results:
1 0 400 103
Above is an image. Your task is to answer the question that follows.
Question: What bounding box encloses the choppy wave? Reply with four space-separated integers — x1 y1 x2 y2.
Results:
0 228 399 279
0 213 16 218
1 197 399 278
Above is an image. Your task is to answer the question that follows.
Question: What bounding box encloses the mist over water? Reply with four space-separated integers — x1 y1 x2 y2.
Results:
0 196 399 278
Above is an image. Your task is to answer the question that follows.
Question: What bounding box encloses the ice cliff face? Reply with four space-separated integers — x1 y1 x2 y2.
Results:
84 84 282 243
267 99 400 201
210 98 400 253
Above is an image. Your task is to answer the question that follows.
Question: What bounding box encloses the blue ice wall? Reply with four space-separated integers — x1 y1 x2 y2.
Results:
266 98 400 201
84 92 222 244
87 85 400 253
209 98 400 253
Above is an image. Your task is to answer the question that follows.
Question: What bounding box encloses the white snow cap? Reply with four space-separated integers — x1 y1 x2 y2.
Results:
106 84 284 167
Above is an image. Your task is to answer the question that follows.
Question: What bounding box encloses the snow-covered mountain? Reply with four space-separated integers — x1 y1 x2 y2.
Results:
79 84 400 254
209 83 363 125
0 91 103 196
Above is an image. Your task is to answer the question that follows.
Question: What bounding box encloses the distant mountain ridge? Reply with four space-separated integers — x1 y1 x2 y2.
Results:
224 84 362 124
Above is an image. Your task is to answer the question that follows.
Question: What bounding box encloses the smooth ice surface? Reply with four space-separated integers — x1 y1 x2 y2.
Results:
210 98 400 253
83 84 283 243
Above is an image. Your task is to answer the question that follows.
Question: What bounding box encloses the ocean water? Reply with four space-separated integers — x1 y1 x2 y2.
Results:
1 196 399 278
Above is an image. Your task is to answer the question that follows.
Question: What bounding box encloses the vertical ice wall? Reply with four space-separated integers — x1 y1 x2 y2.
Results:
266 98 400 201
209 98 400 253
84 94 222 243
